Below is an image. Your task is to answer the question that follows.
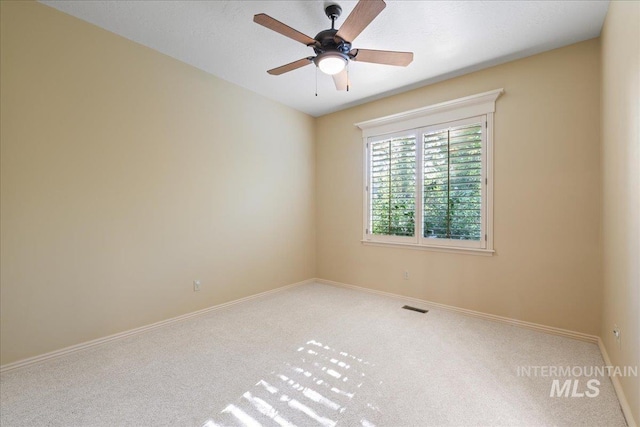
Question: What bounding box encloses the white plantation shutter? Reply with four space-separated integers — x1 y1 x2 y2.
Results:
423 122 483 241
359 89 501 253
369 134 416 237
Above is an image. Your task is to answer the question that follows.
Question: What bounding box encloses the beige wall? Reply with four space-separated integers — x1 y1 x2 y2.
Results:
0 1 316 365
2 6 637 421
316 39 602 335
600 1 640 423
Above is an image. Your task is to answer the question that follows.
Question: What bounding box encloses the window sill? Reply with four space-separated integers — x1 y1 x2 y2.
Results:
361 240 495 256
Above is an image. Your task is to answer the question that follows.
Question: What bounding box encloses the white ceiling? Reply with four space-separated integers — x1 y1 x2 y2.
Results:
40 0 609 117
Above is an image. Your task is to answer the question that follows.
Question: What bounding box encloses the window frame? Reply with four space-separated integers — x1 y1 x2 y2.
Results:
357 89 503 255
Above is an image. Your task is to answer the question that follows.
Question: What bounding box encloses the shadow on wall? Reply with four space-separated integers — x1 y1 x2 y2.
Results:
203 340 381 427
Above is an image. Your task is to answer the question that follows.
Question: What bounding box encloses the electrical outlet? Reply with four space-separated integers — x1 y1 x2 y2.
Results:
613 325 621 348
193 280 201 292
403 270 409 280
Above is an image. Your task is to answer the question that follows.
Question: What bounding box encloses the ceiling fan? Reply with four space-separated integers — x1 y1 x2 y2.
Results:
253 0 413 91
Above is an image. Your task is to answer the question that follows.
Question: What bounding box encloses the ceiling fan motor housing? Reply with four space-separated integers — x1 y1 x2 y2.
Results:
313 29 351 55
312 28 351 71
312 4 352 61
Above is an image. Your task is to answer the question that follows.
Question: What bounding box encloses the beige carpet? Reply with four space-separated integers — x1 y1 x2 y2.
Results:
0 282 628 426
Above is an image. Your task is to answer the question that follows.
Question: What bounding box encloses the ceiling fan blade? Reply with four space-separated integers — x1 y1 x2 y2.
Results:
332 69 350 91
350 49 414 66
267 57 313 75
253 14 317 46
335 0 386 43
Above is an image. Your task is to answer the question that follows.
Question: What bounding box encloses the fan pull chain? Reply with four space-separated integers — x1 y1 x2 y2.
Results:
315 65 318 97
346 62 350 92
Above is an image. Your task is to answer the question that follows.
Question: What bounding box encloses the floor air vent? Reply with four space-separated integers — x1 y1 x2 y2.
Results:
402 305 428 314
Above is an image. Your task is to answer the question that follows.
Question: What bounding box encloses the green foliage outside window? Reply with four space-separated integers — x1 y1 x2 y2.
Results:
424 124 482 240
371 136 416 236
370 123 482 241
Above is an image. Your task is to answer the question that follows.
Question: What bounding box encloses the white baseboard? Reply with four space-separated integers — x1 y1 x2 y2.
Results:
315 278 599 343
598 337 637 427
0 278 314 374
3 277 634 427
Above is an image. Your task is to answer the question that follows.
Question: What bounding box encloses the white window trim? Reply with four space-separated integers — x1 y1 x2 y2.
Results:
357 89 503 255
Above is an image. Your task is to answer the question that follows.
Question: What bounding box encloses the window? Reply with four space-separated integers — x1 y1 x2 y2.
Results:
357 89 502 254
369 132 416 239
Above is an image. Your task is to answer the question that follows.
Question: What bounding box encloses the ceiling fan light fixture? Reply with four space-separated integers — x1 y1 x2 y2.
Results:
316 52 347 75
